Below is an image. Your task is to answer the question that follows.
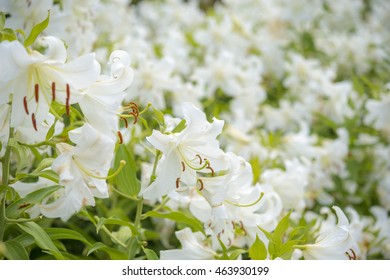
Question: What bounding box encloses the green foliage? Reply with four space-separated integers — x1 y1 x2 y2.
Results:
112 144 140 197
249 236 267 260
6 185 62 218
17 222 64 260
23 11 50 47
0 240 29 260
143 210 204 233
259 211 302 259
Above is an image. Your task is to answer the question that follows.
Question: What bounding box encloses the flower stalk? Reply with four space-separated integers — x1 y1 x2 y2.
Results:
0 127 14 242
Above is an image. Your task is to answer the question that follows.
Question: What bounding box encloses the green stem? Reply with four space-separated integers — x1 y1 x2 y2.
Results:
134 198 143 229
94 216 127 248
0 127 14 242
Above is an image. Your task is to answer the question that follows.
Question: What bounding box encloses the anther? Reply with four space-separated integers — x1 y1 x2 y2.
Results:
121 117 129 128
181 161 186 172
23 96 29 115
66 84 71 116
196 154 202 165
227 238 232 246
131 112 138 124
176 178 181 189
346 249 357 260
32 113 37 131
51 82 56 101
18 202 31 209
197 178 204 191
206 161 215 176
117 131 123 144
34 84 39 103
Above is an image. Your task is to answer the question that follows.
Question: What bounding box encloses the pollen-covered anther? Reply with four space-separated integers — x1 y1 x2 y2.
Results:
66 84 71 116
346 248 357 260
34 84 39 102
176 177 181 189
120 117 129 128
206 161 215 176
181 161 186 172
23 96 29 115
31 113 37 131
131 112 138 124
195 154 202 165
227 238 232 246
197 178 204 191
51 82 56 101
117 131 124 144
130 102 139 114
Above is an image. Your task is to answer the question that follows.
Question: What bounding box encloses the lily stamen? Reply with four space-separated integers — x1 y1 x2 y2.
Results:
34 84 39 102
32 113 37 131
197 178 204 191
66 83 70 116
176 177 181 189
181 161 186 172
51 82 56 101
117 131 124 144
206 161 215 176
23 96 29 115
120 117 129 128
346 248 357 260
196 154 202 165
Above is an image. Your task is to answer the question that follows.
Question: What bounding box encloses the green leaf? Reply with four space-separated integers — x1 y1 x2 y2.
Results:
277 240 302 259
33 169 59 183
45 228 92 246
96 217 138 236
17 222 64 260
272 211 292 245
171 119 187 133
0 28 17 42
1 240 29 260
152 107 165 127
228 248 246 260
8 138 30 172
6 185 62 218
217 238 229 260
33 158 55 173
143 210 204 233
143 248 159 260
112 144 140 196
126 236 140 259
87 242 128 260
249 236 267 260
45 120 57 141
24 11 50 47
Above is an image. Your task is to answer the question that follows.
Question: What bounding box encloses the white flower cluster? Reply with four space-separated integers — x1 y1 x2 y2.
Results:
1 0 389 260
0 35 134 220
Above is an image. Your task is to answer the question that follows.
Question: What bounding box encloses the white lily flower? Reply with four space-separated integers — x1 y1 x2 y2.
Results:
303 206 357 260
160 228 216 260
78 50 134 137
0 36 100 132
141 102 228 199
41 123 115 221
